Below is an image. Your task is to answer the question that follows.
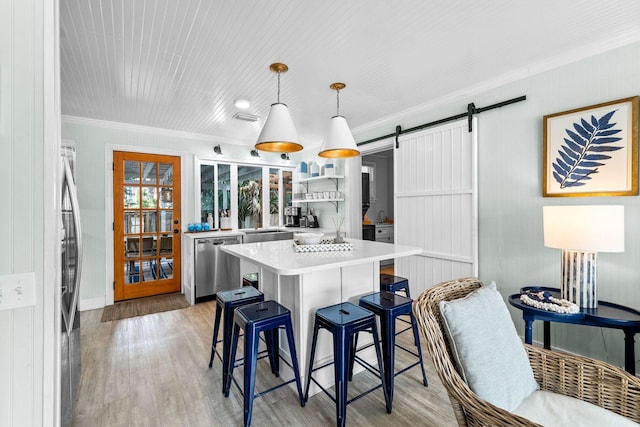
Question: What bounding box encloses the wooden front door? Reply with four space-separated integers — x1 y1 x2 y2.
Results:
113 151 182 301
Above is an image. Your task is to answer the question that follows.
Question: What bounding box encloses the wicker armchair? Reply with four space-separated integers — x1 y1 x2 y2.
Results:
412 277 640 426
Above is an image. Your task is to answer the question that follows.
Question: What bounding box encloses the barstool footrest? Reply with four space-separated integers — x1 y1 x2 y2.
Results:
352 354 383 378
306 362 385 406
229 374 300 400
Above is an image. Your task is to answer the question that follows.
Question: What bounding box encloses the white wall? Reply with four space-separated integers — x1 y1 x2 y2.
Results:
1 0 57 425
353 41 640 370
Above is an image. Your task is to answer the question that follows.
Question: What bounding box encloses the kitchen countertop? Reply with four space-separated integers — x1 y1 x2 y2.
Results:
182 227 335 239
182 229 244 239
220 238 422 275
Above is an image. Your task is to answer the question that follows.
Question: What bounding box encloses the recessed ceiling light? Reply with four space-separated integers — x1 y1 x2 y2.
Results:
235 99 251 109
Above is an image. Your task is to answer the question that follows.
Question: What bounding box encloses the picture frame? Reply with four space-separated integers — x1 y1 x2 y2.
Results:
543 96 638 197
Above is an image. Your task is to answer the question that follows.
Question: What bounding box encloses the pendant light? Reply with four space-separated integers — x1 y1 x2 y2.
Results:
255 63 303 153
318 82 359 158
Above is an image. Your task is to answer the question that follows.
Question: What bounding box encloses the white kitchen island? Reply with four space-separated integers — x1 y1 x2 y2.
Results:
221 238 422 395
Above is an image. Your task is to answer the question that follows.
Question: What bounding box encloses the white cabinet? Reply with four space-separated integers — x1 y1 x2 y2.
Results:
375 224 394 244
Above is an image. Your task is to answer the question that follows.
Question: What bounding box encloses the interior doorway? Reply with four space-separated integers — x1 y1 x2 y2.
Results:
113 151 182 301
362 149 395 272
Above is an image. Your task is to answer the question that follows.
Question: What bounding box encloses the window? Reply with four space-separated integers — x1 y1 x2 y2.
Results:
238 165 262 229
197 160 294 230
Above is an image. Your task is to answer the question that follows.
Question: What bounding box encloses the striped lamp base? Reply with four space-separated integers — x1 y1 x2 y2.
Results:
560 250 598 309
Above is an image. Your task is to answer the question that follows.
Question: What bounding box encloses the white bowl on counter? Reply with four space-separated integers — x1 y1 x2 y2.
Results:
294 232 324 245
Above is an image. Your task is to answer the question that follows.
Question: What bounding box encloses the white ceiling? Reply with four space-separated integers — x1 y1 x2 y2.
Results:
60 1 640 150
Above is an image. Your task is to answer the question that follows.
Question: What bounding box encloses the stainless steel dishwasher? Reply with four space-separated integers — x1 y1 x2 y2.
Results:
194 234 242 303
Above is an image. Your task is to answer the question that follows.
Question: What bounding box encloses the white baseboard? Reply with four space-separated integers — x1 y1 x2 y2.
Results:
79 295 105 311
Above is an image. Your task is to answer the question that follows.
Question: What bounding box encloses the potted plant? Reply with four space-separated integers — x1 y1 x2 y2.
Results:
270 188 279 226
238 180 261 228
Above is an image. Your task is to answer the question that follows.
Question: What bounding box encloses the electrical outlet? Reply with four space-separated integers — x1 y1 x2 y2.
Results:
0 272 36 311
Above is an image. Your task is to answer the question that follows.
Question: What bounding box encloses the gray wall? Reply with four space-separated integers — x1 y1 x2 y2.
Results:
353 41 640 369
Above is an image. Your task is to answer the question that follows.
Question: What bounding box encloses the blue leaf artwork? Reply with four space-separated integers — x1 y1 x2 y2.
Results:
552 110 623 188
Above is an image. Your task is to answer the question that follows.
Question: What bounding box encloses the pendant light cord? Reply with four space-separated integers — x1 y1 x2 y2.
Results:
335 88 340 116
277 72 281 104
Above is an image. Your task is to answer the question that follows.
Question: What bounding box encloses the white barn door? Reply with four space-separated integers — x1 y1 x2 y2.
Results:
394 118 478 296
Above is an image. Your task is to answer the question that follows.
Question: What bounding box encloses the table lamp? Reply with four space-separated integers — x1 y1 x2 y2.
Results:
543 205 624 308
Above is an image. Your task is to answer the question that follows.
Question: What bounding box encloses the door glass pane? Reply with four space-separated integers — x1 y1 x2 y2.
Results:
159 211 173 232
201 164 215 223
141 236 155 256
142 162 157 185
238 166 262 229
139 260 152 281
124 260 141 284
142 211 157 233
159 187 173 208
125 237 140 258
124 186 140 208
159 235 172 256
124 161 140 183
283 170 293 207
159 162 173 184
269 168 279 226
142 187 157 208
124 211 140 234
218 164 231 227
159 257 173 279
148 260 159 280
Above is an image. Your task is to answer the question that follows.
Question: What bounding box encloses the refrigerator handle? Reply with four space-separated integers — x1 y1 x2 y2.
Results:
64 157 83 336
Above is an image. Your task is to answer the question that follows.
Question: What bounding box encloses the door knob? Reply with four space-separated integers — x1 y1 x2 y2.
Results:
173 229 179 234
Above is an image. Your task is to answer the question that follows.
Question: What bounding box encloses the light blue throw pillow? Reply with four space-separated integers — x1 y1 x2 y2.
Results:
439 282 539 411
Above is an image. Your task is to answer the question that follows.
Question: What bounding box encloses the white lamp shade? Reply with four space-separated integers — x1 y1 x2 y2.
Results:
318 115 359 158
543 205 624 252
255 103 303 153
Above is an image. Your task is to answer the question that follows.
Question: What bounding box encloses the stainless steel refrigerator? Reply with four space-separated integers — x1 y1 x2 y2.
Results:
60 144 83 427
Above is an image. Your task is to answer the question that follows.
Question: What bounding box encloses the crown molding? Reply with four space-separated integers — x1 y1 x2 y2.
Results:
61 115 253 146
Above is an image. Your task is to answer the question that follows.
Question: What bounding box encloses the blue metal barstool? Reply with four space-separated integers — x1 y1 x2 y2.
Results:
380 273 416 344
226 300 305 427
380 273 410 297
354 291 428 410
304 302 391 427
209 287 264 394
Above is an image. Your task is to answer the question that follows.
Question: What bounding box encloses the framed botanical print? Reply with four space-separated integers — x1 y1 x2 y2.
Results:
543 96 638 197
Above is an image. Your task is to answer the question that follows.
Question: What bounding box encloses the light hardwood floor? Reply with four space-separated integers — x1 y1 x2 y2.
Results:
72 299 457 426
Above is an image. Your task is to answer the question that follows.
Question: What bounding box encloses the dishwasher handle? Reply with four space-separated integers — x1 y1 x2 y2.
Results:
196 239 235 246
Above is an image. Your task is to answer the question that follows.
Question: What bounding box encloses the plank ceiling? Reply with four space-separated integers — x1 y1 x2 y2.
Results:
60 1 640 148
